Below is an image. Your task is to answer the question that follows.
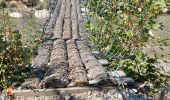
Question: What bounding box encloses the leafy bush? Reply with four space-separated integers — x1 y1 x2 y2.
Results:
0 12 32 89
85 0 168 89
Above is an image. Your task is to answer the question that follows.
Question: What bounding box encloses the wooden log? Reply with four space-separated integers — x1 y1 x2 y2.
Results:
71 0 80 40
77 40 108 80
39 39 69 88
45 0 61 35
64 0 71 19
66 40 88 86
21 41 53 89
62 0 72 40
53 0 66 39
30 40 53 79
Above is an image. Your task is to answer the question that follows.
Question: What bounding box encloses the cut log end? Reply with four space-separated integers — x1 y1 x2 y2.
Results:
39 76 69 88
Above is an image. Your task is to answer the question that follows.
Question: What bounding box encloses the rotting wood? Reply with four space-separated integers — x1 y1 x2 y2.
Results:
62 0 72 40
44 0 61 37
39 39 69 88
53 0 66 39
71 0 79 40
77 40 108 80
66 40 87 86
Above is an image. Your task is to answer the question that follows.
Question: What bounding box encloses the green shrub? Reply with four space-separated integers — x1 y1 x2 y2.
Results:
85 0 168 89
0 12 32 89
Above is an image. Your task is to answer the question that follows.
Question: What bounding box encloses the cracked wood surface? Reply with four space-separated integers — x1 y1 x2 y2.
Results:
22 0 109 89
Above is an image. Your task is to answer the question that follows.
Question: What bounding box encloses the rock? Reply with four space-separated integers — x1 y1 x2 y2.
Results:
67 82 77 87
110 70 126 77
98 59 109 66
81 7 88 13
9 1 29 11
148 30 154 37
74 89 122 100
92 51 100 58
60 90 71 100
34 9 49 18
162 8 170 14
0 92 8 100
9 12 23 18
39 0 44 3
157 88 170 100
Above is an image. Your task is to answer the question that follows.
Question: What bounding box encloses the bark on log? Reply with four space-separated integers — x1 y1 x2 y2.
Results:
53 0 66 39
39 39 69 88
71 0 79 40
77 40 108 80
62 0 72 40
31 40 53 79
45 0 61 35
66 40 87 86
21 41 53 89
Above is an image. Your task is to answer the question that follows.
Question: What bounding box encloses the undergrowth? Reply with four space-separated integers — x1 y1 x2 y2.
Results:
85 0 169 92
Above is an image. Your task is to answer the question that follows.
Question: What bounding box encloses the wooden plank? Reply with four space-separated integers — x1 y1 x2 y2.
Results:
13 87 115 97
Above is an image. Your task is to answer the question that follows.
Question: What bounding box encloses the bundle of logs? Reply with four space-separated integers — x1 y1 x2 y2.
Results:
21 0 109 89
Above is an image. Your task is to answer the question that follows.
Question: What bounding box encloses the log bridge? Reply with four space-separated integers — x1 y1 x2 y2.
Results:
13 0 129 99
26 0 108 89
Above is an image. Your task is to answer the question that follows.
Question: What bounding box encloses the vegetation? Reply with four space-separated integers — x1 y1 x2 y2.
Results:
0 0 46 90
85 0 169 91
21 19 42 52
0 12 33 89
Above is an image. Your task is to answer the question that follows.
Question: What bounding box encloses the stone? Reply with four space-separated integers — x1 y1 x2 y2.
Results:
162 8 170 14
92 51 100 58
148 30 154 37
98 59 109 66
110 70 126 77
0 92 8 100
9 12 23 18
60 90 71 100
81 7 88 13
34 9 49 18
